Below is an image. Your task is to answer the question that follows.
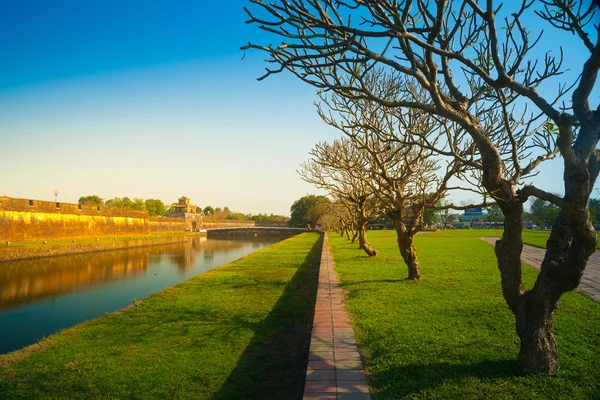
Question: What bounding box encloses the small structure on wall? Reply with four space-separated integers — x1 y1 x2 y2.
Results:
168 196 204 231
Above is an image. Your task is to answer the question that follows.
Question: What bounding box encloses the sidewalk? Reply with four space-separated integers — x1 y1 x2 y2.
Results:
480 237 600 303
303 233 371 400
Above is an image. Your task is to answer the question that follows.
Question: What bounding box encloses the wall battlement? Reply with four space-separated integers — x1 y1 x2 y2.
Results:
0 196 256 242
0 197 147 218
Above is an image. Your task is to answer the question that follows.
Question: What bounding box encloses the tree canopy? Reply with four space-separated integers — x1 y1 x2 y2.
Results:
78 195 103 207
290 195 331 227
245 0 600 373
144 199 167 217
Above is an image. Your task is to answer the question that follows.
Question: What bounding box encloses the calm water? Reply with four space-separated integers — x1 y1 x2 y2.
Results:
0 237 278 354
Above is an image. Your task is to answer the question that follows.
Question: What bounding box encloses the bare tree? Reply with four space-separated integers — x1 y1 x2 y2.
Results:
327 201 356 239
300 139 382 256
330 200 359 241
305 201 346 230
243 0 600 373
316 73 483 279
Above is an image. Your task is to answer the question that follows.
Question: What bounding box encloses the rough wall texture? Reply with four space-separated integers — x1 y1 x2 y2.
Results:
0 197 256 242
148 217 188 232
203 221 255 230
0 197 149 241
0 197 147 217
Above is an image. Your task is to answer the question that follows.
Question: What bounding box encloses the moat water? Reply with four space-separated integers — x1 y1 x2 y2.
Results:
0 237 279 354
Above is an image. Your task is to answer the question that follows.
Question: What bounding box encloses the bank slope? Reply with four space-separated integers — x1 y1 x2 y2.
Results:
0 232 321 400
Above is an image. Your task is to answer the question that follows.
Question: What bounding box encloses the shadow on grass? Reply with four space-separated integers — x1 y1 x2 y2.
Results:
211 234 323 400
374 359 521 399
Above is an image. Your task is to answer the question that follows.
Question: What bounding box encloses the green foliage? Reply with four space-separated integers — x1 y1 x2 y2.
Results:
144 199 167 216
483 204 504 222
529 198 546 224
0 233 321 399
250 213 290 224
290 194 331 227
104 197 124 208
102 196 174 215
78 195 104 206
305 203 331 226
104 197 146 212
203 206 214 215
422 208 437 225
329 231 600 399
589 198 600 224
226 212 247 221
121 197 135 209
528 198 559 227
132 198 145 211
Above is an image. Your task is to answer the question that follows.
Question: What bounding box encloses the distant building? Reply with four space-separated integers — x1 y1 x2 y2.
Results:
169 196 198 217
168 196 203 231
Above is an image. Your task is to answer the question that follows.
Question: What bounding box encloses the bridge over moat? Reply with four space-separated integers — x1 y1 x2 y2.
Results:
206 227 308 239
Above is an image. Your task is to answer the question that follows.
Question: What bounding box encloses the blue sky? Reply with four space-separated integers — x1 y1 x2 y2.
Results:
0 1 595 215
0 0 342 215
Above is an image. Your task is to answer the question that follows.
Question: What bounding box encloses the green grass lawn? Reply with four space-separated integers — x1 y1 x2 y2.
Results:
430 228 600 249
329 230 600 399
0 232 321 400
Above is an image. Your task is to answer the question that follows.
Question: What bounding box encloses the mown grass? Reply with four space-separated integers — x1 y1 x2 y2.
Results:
430 228 600 249
329 230 600 399
0 232 322 400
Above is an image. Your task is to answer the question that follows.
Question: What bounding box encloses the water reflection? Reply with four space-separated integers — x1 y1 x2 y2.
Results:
0 237 277 354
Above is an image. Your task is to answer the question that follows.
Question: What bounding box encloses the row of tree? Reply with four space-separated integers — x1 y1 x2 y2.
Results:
247 0 600 374
78 196 289 223
79 196 167 216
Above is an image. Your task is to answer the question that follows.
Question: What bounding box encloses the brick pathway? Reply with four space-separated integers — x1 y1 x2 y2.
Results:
303 233 371 400
480 237 600 303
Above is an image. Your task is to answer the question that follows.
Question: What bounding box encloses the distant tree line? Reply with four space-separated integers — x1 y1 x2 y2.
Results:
79 196 167 216
250 213 290 224
78 195 289 223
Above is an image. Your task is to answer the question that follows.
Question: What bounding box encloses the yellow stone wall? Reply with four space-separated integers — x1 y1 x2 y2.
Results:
0 210 150 241
0 196 256 242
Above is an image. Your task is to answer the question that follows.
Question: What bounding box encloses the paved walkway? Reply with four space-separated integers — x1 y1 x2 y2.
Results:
303 233 371 400
480 237 600 303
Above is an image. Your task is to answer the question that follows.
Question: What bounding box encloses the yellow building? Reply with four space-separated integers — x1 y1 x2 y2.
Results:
170 196 197 216
168 197 203 231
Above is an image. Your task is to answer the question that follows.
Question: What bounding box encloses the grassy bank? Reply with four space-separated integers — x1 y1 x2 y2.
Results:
329 231 600 399
0 232 321 399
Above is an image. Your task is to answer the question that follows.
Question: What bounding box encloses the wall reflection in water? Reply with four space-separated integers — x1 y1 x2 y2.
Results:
0 238 250 311
0 237 279 355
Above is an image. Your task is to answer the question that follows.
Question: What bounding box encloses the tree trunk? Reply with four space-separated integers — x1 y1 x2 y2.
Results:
517 208 595 373
494 201 525 314
392 219 421 280
350 229 358 243
357 220 378 257
496 196 596 373
514 292 558 373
